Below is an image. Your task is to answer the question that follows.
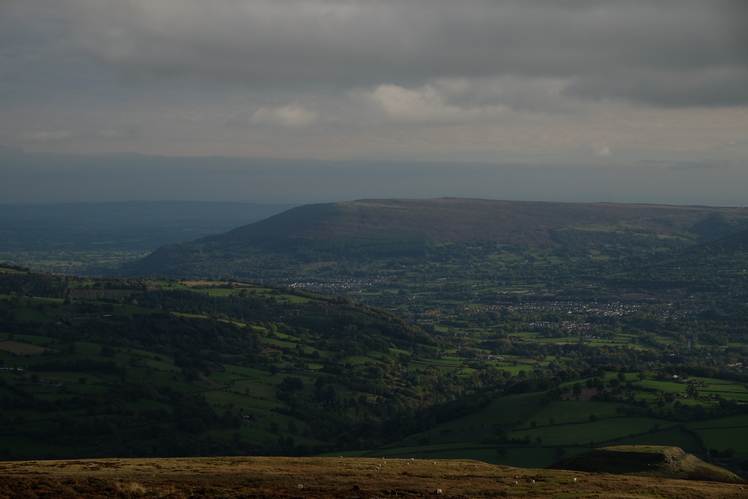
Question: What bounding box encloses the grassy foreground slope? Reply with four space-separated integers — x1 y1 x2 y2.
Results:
0 455 745 498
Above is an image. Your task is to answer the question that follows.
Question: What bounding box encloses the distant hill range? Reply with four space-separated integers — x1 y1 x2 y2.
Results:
128 198 748 280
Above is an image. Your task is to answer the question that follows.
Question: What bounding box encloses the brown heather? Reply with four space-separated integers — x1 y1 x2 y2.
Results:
0 456 745 498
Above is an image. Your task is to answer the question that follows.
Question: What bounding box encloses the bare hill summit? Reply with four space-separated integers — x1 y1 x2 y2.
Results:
211 198 748 245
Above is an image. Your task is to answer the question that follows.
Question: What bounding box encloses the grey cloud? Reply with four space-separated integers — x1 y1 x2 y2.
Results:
669 160 730 171
564 67 748 108
431 77 575 114
52 0 748 107
640 159 732 171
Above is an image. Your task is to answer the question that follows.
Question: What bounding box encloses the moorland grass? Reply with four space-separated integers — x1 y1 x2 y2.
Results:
1 455 742 498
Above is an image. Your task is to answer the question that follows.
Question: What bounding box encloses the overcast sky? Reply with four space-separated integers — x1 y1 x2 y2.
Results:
1 0 747 205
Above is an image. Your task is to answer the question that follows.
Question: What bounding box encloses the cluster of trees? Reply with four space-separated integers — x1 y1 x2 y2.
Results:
0 272 68 298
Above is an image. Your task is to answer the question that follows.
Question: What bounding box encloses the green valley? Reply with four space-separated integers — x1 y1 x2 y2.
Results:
2 198 748 477
0 266 746 476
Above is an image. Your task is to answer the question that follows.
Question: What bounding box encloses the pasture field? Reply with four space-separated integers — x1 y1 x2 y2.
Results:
507 417 669 447
638 379 687 393
688 415 748 454
693 379 748 401
0 268 26 274
526 401 625 426
393 393 546 449
0 333 60 350
479 392 548 425
190 284 315 303
413 392 547 438
0 340 53 356
691 427 748 455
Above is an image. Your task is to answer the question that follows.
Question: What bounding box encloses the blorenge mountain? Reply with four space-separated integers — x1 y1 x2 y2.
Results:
128 197 748 281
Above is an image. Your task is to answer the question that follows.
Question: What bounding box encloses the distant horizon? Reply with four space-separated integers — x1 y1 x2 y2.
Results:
2 148 746 208
2 195 745 210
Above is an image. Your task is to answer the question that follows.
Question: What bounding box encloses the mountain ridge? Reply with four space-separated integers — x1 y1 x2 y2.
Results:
128 197 748 279
218 197 746 244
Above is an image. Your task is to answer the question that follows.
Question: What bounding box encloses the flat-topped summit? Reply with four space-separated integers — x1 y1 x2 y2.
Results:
219 197 744 244
128 198 748 279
